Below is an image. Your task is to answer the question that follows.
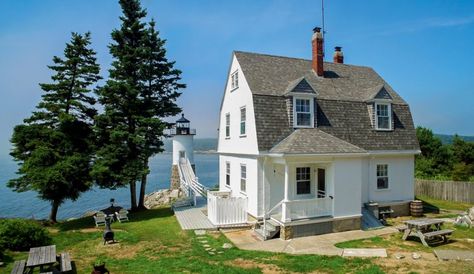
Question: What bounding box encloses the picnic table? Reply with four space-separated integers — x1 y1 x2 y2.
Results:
402 218 454 247
26 245 57 272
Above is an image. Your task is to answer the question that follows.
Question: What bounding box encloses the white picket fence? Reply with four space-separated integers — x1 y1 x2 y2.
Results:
207 191 247 226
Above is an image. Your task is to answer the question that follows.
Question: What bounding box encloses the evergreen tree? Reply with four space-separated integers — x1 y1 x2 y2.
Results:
9 32 101 222
137 20 184 209
94 0 185 211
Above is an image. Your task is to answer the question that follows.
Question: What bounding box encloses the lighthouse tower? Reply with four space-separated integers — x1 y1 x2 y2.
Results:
170 114 196 189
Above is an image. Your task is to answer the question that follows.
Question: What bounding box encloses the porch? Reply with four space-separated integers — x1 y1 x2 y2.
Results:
263 158 335 224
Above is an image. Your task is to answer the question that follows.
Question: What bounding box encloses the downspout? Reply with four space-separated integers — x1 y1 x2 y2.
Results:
262 156 267 239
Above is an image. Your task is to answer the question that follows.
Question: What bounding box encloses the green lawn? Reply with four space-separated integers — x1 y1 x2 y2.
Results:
336 196 474 267
416 195 473 212
2 208 383 274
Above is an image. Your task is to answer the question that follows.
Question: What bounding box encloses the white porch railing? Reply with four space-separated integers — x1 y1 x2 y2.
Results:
207 191 247 226
286 197 332 221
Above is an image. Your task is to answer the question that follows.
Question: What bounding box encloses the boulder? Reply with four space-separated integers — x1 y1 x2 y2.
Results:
468 207 474 221
144 189 184 209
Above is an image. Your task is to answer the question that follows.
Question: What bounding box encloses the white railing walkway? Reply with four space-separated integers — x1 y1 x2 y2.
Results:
178 157 208 206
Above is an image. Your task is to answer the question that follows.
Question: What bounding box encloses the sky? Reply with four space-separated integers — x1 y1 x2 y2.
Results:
1 0 474 155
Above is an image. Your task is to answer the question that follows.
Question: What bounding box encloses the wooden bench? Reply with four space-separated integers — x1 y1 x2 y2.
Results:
423 229 454 242
59 252 72 273
11 260 26 274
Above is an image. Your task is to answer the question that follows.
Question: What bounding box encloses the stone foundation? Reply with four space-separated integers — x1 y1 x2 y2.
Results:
170 164 180 190
332 216 361 233
377 201 411 217
280 216 361 239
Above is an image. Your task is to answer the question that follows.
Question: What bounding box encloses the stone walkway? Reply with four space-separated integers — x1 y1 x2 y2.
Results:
223 227 398 256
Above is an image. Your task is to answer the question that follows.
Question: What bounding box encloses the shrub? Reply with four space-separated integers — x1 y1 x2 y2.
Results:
452 162 471 181
0 219 52 251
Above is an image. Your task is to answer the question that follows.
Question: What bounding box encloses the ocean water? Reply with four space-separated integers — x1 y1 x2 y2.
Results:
0 153 218 220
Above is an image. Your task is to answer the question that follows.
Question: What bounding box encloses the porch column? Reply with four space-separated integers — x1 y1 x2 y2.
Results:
281 163 291 222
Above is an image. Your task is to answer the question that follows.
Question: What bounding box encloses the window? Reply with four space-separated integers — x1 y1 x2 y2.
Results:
377 164 389 189
240 164 246 193
296 167 311 195
231 71 239 90
225 162 230 186
376 103 391 130
294 98 313 127
240 107 246 136
225 113 230 138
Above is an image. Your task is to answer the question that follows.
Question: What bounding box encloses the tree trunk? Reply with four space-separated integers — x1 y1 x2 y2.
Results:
49 200 60 223
138 158 149 210
130 181 137 211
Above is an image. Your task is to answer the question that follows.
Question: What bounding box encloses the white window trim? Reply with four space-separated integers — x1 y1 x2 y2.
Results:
376 164 390 190
240 164 247 194
240 106 246 137
296 166 312 196
225 161 231 188
293 96 315 128
375 101 392 131
225 113 230 139
230 70 239 91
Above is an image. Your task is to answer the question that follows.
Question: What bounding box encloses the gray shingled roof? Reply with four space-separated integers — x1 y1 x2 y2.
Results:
235 51 407 104
237 51 420 152
270 128 367 154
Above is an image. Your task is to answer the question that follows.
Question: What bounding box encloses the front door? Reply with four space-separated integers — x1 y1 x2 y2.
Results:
317 168 326 198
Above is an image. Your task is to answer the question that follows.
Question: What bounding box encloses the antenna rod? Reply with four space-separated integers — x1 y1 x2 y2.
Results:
321 0 325 57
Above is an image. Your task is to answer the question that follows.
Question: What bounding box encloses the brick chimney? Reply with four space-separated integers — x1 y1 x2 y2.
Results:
312 27 324 77
333 46 344 64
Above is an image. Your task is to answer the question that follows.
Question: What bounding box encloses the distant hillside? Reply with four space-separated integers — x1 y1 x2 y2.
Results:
163 138 217 153
435 134 474 144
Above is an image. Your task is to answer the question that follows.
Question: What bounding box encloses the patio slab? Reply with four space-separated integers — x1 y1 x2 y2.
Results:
342 248 387 258
434 250 474 261
223 227 397 256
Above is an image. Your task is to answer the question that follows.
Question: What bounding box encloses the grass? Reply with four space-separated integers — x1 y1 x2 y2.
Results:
416 195 473 211
336 196 474 254
2 207 382 274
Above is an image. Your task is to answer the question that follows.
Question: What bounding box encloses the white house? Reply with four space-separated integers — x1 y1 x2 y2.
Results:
216 27 420 239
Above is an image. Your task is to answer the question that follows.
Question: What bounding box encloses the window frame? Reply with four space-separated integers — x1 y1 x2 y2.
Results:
296 167 312 195
240 106 246 137
375 102 392 131
225 161 231 187
376 164 389 190
231 70 239 91
240 164 247 193
293 96 314 128
225 113 230 138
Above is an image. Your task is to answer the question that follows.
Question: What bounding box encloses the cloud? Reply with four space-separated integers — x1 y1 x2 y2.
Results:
376 15 474 36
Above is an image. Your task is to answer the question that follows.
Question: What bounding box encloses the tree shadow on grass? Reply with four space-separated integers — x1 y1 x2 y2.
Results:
56 207 174 231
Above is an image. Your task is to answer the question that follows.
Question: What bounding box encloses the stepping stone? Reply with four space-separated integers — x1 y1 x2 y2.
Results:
434 250 474 261
222 243 233 249
194 230 206 236
199 240 208 243
412 252 422 260
205 247 212 251
342 248 387 258
203 244 210 248
395 254 405 260
208 252 215 255
218 251 224 254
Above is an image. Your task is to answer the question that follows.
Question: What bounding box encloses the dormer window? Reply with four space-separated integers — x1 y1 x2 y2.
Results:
294 97 314 127
375 102 392 130
231 70 239 90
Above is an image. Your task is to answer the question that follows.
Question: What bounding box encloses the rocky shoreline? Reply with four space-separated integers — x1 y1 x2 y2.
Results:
144 189 184 209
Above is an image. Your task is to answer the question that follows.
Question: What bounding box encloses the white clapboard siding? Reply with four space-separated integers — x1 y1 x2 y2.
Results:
207 191 247 225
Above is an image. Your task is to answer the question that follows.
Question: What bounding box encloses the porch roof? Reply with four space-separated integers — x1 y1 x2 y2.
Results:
269 128 366 154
